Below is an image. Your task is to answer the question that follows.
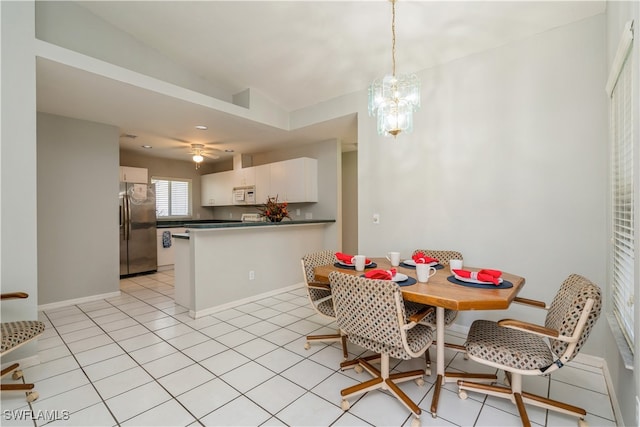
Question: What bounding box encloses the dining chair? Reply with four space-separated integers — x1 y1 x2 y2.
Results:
1 292 46 403
457 274 602 427
329 271 434 427
406 249 464 367
300 250 348 359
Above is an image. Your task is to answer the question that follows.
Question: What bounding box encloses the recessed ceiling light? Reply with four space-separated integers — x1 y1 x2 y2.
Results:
141 145 152 149
224 149 234 153
195 125 208 130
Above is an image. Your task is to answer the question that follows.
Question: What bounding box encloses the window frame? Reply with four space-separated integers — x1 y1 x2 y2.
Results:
606 20 635 369
151 176 193 219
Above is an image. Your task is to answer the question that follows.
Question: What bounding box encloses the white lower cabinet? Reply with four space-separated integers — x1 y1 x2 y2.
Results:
157 228 185 268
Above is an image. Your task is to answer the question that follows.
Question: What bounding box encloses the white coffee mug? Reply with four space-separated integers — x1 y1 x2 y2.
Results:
416 264 437 283
351 255 367 272
386 251 401 267
449 259 463 272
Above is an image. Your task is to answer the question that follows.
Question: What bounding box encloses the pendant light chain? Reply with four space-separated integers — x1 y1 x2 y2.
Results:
368 0 420 137
391 0 396 77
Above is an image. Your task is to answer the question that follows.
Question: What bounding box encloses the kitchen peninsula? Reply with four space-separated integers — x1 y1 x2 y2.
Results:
173 219 335 318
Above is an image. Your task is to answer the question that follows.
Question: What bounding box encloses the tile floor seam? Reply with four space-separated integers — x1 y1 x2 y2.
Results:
56 321 205 425
7 271 615 427
45 301 220 425
38 311 120 427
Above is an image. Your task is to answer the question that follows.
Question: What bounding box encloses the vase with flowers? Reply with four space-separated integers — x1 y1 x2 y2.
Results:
257 195 291 222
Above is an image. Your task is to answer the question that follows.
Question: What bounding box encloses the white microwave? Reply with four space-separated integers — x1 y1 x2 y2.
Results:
232 186 256 205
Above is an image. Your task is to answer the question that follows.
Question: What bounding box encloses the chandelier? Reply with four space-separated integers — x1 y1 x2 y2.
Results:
368 0 420 137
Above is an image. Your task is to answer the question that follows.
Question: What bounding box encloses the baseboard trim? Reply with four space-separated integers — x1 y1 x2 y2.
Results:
601 358 624 427
189 283 304 318
38 291 121 312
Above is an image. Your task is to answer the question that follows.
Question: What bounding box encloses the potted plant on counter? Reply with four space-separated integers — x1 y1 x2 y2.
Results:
258 195 291 222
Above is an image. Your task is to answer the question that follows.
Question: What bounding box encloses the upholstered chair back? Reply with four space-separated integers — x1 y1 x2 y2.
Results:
412 249 463 266
545 274 602 361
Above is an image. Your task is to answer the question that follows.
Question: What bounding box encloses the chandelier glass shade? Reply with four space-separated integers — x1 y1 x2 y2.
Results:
368 0 420 137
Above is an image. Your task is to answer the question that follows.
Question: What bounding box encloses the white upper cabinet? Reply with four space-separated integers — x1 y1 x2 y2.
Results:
268 158 318 203
201 157 318 206
233 166 256 187
201 170 233 206
119 166 148 183
254 164 271 204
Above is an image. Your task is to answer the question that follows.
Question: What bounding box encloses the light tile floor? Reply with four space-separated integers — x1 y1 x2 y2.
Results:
1 271 617 427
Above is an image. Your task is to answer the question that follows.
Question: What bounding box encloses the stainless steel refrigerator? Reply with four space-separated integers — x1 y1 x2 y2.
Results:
120 182 157 276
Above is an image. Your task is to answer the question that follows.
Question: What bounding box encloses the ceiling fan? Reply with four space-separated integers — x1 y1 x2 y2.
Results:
189 143 221 169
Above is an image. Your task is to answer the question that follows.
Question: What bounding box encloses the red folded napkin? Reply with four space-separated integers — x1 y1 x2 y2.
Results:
412 253 439 264
364 268 397 280
335 252 371 265
453 269 501 285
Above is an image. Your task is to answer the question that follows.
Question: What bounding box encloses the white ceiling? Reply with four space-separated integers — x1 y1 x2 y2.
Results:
36 0 606 165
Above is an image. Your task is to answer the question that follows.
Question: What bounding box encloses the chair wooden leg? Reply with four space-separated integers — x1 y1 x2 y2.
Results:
341 377 384 397
0 363 40 403
457 379 588 427
522 391 587 418
1 384 35 392
341 334 348 359
430 374 443 417
386 378 421 416
340 354 380 371
341 353 425 421
514 392 532 427
1 363 19 378
305 331 343 352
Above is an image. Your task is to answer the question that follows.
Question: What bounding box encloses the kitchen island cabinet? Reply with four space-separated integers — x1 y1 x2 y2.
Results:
173 220 335 318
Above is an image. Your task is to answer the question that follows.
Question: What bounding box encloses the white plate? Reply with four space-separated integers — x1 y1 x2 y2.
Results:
392 273 409 282
453 273 503 285
338 260 373 267
403 259 437 267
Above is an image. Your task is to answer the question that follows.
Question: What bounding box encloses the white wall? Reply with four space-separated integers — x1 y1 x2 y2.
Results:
37 113 120 305
604 2 640 426
357 15 608 355
342 151 358 254
1 0 38 361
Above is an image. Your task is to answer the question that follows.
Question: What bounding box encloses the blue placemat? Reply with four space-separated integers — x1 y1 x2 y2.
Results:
360 275 417 287
334 262 377 270
399 262 444 270
447 275 513 289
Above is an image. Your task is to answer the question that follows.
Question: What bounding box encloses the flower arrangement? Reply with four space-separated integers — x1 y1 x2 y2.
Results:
258 195 290 222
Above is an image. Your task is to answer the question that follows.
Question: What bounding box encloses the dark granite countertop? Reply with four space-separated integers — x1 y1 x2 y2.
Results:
172 219 335 239
157 219 241 228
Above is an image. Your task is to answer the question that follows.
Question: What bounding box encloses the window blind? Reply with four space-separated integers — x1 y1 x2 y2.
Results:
609 21 634 352
151 177 192 218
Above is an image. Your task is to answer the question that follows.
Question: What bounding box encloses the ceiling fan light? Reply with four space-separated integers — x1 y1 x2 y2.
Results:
193 154 204 163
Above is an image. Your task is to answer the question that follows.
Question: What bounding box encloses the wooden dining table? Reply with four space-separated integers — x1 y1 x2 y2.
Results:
313 257 525 418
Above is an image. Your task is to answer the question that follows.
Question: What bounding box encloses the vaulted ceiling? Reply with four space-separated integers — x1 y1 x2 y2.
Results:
36 1 606 164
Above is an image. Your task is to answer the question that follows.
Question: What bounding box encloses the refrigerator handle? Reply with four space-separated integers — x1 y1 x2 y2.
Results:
124 195 131 241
